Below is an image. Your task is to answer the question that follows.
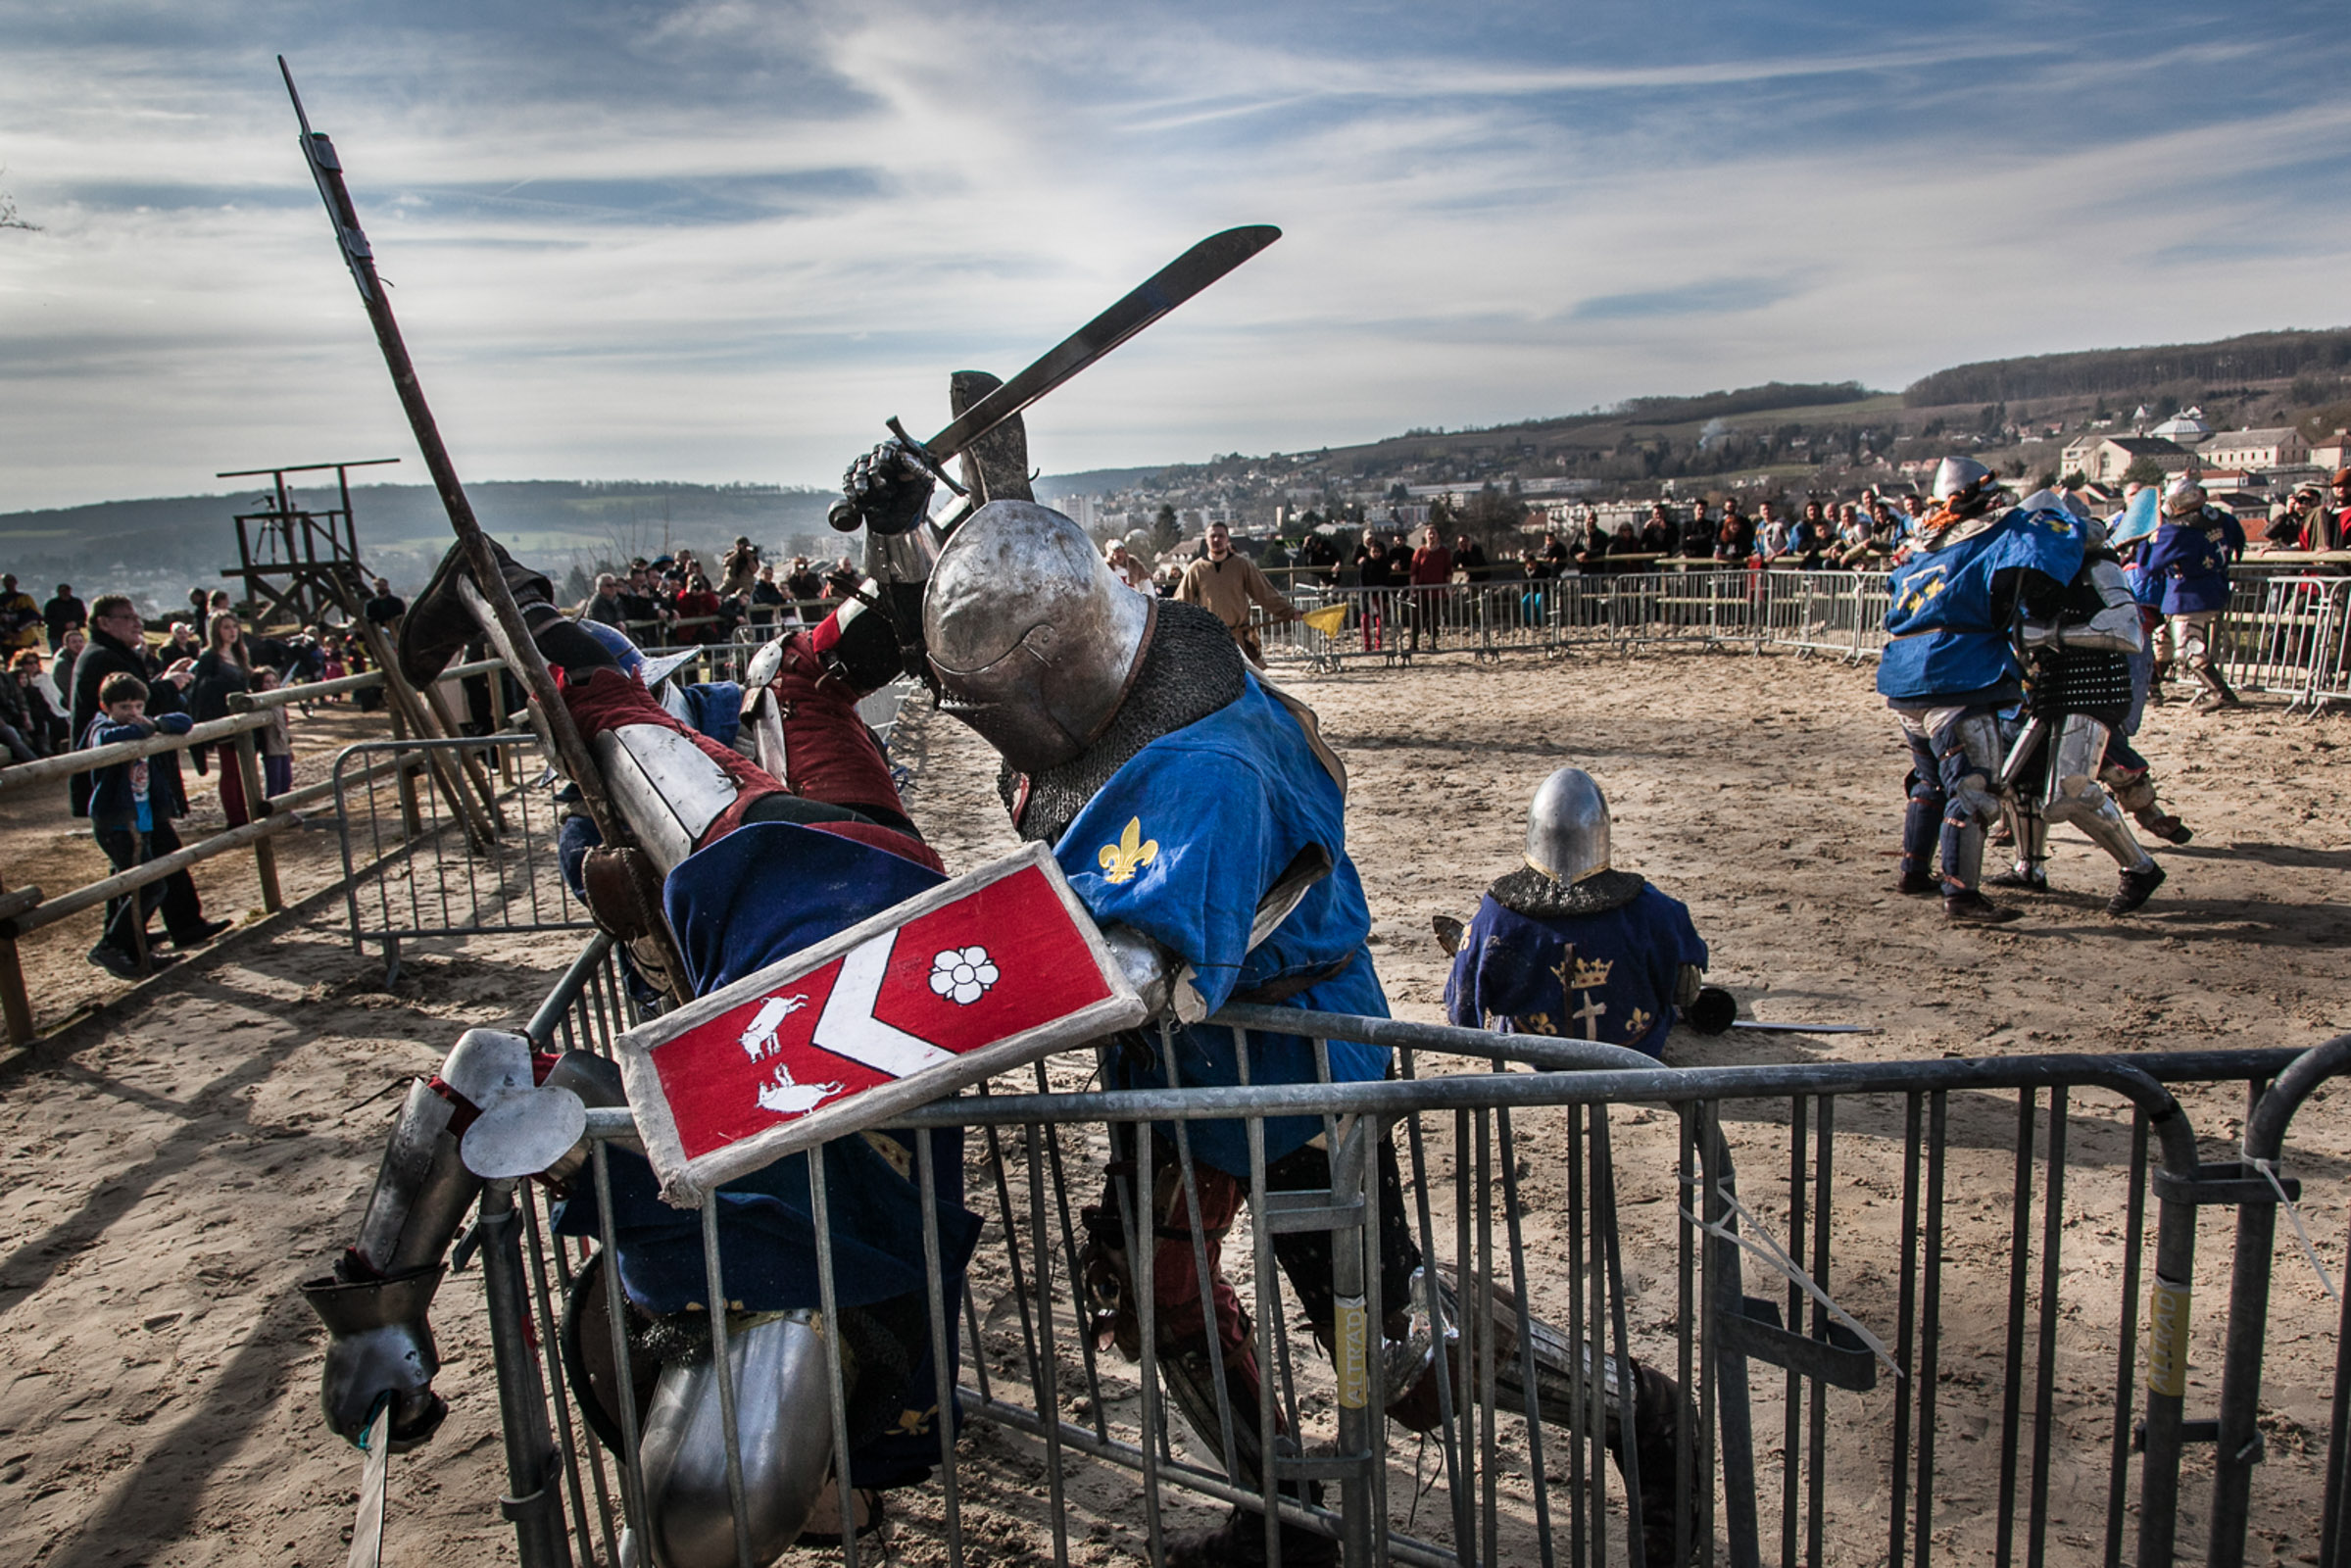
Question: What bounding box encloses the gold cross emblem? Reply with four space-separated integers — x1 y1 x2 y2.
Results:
1097 816 1159 885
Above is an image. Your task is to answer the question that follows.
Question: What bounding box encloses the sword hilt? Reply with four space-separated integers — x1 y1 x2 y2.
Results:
885 416 970 498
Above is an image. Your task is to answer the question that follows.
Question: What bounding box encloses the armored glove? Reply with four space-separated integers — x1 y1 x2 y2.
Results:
828 439 936 536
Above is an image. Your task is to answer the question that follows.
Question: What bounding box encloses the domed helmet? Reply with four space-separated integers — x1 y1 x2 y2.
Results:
1525 766 1611 886
923 501 1154 774
1932 456 2002 517
2164 475 2207 516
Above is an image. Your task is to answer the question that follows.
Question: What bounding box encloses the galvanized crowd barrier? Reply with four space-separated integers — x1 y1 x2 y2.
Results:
1260 568 2348 709
449 938 2350 1568
332 731 593 984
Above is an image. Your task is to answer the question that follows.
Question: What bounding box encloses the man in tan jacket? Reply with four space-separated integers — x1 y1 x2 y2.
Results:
1176 521 1298 662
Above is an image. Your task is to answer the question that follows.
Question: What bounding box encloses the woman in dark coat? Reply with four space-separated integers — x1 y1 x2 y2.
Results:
191 611 254 825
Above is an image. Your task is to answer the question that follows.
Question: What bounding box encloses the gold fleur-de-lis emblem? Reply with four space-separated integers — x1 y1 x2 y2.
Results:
1514 1012 1560 1037
1570 956 1614 989
1623 1006 1653 1040
1097 817 1159 885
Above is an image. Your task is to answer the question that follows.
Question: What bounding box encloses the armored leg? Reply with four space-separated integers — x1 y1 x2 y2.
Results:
305 1029 588 1449
1905 706 2016 921
2100 738 2191 844
1898 730 1944 895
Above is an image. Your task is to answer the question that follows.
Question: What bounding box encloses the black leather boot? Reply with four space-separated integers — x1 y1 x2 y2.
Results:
396 537 556 688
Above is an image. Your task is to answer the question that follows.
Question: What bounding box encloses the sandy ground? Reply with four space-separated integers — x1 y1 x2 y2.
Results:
0 646 2345 1566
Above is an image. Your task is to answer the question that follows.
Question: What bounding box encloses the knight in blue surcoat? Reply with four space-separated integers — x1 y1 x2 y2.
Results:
1879 457 2086 924
1445 767 1708 1057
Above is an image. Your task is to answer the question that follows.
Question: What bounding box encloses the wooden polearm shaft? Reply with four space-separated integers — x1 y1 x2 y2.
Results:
279 58 687 991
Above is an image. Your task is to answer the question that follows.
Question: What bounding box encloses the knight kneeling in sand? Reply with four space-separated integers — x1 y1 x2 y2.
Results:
831 436 1697 1566
303 518 977 1565
1442 766 1712 1057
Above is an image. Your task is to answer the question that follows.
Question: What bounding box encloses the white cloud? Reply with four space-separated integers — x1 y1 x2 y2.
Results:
1 1 2347 510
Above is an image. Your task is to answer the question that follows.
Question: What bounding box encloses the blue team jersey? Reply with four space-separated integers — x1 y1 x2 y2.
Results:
1054 672 1389 1174
1877 507 2086 703
2137 512 2244 614
1444 886 1707 1059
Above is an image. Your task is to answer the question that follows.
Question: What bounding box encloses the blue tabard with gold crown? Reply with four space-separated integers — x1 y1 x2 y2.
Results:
1054 671 1389 1175
1878 506 2087 703
1444 887 1707 1058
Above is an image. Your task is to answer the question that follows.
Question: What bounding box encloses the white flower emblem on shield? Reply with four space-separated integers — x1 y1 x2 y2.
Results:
929 946 1000 1005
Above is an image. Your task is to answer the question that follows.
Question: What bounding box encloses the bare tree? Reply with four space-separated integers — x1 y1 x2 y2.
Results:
0 168 40 231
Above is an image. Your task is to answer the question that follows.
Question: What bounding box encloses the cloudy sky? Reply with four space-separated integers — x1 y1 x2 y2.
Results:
4 1 2348 511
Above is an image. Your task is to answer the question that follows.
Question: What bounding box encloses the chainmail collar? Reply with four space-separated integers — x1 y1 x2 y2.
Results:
1488 865 1647 918
1003 599 1247 845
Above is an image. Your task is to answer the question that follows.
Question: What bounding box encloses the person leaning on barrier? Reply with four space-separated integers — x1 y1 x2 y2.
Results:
1880 458 2086 924
81 670 230 976
1678 498 1714 561
305 509 983 1562
829 457 1697 1566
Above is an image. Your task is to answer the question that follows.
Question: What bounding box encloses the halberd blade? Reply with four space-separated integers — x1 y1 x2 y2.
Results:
919 224 1281 463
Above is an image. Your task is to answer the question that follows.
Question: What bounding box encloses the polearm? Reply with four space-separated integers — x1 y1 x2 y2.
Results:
276 61 647 911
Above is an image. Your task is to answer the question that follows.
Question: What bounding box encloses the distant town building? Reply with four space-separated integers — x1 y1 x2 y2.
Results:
2198 427 2310 471
2061 435 2194 485
2147 408 2213 443
1055 494 1102 530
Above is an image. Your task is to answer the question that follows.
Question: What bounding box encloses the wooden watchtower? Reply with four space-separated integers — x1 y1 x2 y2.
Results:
220 457 399 631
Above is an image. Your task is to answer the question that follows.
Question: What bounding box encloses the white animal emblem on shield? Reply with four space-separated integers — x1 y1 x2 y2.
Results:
738 993 811 1061
756 1059 845 1117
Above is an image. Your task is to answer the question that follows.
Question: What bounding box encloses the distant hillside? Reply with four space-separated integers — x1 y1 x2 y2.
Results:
0 479 840 601
1904 327 2351 408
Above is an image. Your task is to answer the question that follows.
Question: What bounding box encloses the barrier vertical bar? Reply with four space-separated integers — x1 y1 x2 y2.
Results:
478 1178 575 1568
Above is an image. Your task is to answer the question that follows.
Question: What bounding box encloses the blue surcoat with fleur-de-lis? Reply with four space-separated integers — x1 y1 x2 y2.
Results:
1053 671 1389 1174
1878 507 2086 704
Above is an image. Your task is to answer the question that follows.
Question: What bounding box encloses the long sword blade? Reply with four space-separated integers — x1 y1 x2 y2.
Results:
918 224 1280 462
1729 1021 1879 1035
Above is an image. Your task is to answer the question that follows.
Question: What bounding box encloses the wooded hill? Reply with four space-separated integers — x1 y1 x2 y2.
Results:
1904 327 2351 408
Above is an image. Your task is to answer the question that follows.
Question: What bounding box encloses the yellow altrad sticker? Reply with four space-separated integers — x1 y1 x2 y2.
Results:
2146 1278 2191 1397
1335 1294 1370 1409
1097 817 1159 885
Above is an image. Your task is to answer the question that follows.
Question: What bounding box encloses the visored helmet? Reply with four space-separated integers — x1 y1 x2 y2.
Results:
2164 475 2207 516
1525 766 1611 885
923 501 1153 775
1932 456 2003 517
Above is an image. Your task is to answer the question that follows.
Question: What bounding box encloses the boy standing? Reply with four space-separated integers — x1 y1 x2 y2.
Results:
84 672 228 976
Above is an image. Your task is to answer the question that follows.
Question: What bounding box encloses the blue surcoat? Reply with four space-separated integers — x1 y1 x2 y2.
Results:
1878 508 2085 704
1053 672 1389 1175
1444 887 1707 1059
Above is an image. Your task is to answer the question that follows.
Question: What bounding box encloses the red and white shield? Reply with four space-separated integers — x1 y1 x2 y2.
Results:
615 843 1145 1202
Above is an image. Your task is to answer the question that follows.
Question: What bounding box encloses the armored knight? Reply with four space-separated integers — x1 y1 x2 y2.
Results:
1444 767 1710 1055
305 496 974 1564
1880 458 2086 924
2133 475 2247 711
1985 498 2169 913
837 447 1693 1567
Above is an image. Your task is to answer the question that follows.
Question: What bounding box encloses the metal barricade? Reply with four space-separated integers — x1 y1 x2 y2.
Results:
333 732 593 982
454 945 2350 1568
2219 575 2351 710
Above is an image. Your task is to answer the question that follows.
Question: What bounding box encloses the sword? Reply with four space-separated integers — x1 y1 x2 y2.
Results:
1730 1020 1879 1036
347 1403 390 1568
833 223 1282 526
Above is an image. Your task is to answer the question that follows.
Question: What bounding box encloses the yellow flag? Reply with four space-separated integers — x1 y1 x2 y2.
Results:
1302 604 1347 636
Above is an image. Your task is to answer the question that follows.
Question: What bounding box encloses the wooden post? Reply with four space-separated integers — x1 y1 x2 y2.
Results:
387 700 424 837
0 880 36 1049
233 727 284 913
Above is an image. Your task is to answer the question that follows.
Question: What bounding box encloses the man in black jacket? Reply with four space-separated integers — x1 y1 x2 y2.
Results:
69 596 227 965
